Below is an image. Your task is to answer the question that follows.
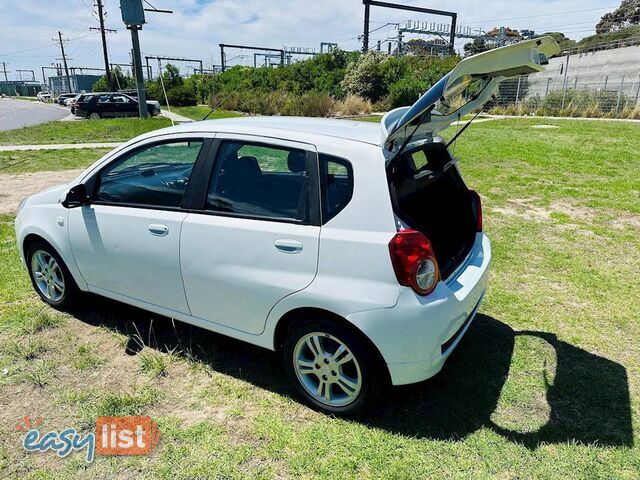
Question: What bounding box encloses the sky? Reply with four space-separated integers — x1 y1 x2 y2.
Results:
0 0 622 81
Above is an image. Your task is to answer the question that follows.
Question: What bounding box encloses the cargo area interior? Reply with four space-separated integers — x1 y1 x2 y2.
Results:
387 141 478 279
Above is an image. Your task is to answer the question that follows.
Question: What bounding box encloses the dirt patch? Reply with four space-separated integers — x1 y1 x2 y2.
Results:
492 197 640 230
531 124 559 129
0 170 81 214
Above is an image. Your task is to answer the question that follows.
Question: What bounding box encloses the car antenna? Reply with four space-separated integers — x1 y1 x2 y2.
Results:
158 65 175 126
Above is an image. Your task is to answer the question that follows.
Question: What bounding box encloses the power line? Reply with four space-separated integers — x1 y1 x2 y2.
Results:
0 32 98 56
465 5 620 25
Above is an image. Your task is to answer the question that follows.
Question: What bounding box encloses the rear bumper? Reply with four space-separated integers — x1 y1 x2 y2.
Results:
347 233 491 385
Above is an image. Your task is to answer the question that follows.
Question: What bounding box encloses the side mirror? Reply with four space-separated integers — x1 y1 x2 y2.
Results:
62 184 90 208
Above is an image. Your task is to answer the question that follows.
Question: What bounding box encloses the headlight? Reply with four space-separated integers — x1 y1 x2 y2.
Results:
17 196 29 215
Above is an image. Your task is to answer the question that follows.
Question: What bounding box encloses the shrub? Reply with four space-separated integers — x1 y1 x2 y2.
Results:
165 84 197 106
341 51 389 102
298 92 335 117
209 90 336 117
387 77 428 109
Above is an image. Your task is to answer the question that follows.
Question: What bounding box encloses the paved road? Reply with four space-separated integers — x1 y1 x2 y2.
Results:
0 98 68 131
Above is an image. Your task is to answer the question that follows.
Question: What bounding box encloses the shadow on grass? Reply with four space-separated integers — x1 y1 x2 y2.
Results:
70 298 633 449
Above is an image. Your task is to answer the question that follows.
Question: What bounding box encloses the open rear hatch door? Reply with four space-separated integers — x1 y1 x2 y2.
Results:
381 36 560 158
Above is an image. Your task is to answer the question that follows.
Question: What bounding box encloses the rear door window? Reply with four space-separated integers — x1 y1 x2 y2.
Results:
319 153 353 223
206 140 311 223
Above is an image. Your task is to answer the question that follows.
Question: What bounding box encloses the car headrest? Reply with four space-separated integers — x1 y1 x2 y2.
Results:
287 151 306 173
235 156 262 177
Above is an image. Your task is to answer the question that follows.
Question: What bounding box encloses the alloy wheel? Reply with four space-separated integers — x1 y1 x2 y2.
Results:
292 332 362 407
31 250 65 302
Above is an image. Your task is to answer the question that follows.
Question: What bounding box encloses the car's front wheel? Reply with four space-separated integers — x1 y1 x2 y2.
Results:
283 318 379 415
26 241 79 310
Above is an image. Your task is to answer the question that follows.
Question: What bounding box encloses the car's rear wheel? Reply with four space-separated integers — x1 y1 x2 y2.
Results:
283 318 378 415
26 241 79 310
88 112 101 120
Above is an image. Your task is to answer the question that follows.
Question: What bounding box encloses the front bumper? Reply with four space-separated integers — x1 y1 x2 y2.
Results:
347 233 491 385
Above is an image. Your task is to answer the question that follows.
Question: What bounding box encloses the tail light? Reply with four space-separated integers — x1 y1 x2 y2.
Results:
388 230 440 295
469 190 482 232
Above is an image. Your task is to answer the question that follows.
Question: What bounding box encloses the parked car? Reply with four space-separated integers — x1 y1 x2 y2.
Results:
64 94 81 107
37 92 52 102
15 38 559 414
56 93 78 105
70 93 95 115
74 92 160 119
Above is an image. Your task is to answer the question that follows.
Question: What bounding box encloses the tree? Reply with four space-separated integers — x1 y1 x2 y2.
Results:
159 64 183 89
145 64 197 106
486 26 522 43
463 38 494 56
405 38 449 56
596 0 640 34
536 32 577 50
92 66 135 92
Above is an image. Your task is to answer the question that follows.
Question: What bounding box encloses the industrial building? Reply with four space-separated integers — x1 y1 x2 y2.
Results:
0 80 42 96
47 74 102 95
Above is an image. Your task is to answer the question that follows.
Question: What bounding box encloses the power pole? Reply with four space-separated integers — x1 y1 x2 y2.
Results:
91 0 115 91
1 62 9 82
54 31 72 92
129 26 148 118
362 0 371 52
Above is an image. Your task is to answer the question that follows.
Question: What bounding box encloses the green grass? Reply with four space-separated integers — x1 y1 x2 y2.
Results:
139 350 170 378
72 344 104 371
170 106 244 121
0 117 172 146
0 148 111 174
0 117 639 478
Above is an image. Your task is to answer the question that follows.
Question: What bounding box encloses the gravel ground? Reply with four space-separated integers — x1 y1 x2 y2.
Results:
0 169 81 214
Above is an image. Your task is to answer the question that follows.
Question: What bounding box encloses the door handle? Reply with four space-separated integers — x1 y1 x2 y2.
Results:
148 224 169 236
274 239 303 254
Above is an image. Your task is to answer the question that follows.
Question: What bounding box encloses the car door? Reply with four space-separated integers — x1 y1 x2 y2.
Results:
180 135 321 334
112 94 134 117
68 136 211 314
94 94 115 117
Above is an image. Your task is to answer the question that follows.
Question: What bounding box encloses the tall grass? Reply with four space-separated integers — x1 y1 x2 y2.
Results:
210 90 335 117
489 89 640 119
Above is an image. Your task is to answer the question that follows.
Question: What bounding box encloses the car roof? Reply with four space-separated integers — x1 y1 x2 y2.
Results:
150 116 382 146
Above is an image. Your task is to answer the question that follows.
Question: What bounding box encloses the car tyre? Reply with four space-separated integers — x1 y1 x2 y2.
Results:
283 318 379 416
26 240 80 310
88 112 101 120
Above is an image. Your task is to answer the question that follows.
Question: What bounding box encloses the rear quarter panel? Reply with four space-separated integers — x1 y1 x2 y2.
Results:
262 141 401 345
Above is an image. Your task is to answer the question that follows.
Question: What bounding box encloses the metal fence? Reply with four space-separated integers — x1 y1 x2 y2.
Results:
491 44 640 116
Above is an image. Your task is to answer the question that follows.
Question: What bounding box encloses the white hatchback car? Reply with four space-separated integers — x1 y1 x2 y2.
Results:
15 38 558 414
